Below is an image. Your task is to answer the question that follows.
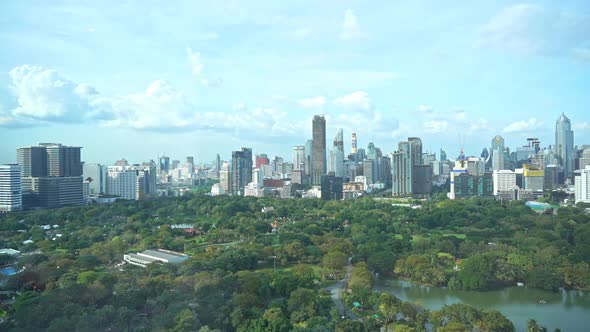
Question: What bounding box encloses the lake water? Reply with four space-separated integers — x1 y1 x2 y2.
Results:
374 279 590 332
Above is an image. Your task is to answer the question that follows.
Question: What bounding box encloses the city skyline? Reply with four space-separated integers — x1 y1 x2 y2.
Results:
1 1 590 164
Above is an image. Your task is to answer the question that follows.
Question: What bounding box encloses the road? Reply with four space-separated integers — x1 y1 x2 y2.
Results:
325 257 356 320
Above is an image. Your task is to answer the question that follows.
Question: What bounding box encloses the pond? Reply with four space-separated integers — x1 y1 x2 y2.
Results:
374 278 590 332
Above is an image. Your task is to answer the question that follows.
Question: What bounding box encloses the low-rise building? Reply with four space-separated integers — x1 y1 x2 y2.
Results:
124 249 189 268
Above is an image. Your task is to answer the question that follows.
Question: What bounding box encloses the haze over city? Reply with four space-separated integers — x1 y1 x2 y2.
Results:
1 1 590 164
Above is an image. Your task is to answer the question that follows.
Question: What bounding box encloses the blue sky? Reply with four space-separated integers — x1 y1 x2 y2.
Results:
1 0 589 165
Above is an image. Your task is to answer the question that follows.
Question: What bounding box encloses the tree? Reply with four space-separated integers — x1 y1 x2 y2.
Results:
379 293 401 330
171 309 197 332
322 250 347 279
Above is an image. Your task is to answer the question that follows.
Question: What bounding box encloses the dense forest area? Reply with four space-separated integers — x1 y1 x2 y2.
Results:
1 193 588 331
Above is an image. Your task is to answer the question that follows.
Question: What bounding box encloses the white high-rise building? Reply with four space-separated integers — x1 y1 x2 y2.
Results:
0 164 22 212
575 165 590 204
83 163 106 195
293 146 305 170
219 162 231 194
493 170 517 195
106 165 156 200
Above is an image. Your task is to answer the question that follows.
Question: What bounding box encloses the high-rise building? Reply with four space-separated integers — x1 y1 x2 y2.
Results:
0 164 22 212
363 160 375 185
83 163 106 195
351 133 358 154
158 156 170 173
523 164 544 193
216 154 221 171
255 154 269 169
305 139 313 178
311 115 326 185
293 146 305 170
219 162 231 194
574 166 590 204
491 135 506 171
555 113 574 179
440 149 447 162
327 129 345 177
17 143 83 209
493 170 517 195
23 176 84 208
321 174 343 200
106 165 156 200
392 138 426 196
412 164 432 195
231 148 252 195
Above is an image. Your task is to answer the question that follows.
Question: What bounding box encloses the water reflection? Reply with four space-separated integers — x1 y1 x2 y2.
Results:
374 278 590 332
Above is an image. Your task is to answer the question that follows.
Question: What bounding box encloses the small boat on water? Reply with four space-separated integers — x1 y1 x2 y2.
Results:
538 299 546 304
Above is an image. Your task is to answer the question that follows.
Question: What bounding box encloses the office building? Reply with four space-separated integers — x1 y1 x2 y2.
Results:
363 159 375 185
293 146 305 170
544 164 564 190
493 170 517 195
555 113 575 179
392 137 428 196
311 115 326 185
575 165 590 204
523 164 544 192
219 162 231 194
255 154 269 169
321 174 343 200
231 148 252 195
491 135 506 171
351 133 358 154
83 163 106 195
0 164 22 212
106 165 156 200
305 139 313 178
158 156 170 174
17 143 83 209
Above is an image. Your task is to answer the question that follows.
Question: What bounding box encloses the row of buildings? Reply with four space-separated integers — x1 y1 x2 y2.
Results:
0 143 159 212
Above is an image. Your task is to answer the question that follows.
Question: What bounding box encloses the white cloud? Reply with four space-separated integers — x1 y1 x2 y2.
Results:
0 65 302 137
186 47 204 76
453 109 467 121
8 65 96 123
95 80 196 130
476 4 590 57
298 96 326 109
333 91 373 112
424 120 449 133
503 117 543 133
339 9 361 40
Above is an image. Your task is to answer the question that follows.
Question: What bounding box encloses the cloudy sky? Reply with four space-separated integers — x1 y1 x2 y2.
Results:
1 1 589 164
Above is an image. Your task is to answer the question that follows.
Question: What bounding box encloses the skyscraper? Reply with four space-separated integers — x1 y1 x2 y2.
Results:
216 154 221 171
293 146 305 170
231 148 253 195
83 163 106 195
392 137 428 196
158 156 170 173
491 135 505 171
555 113 574 179
575 166 590 204
351 133 357 154
17 143 83 208
0 164 22 212
219 162 231 194
311 115 326 185
305 139 313 179
328 129 345 177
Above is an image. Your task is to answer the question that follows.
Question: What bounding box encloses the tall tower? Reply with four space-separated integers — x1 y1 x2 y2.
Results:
293 146 305 170
231 148 253 195
555 113 574 178
311 115 326 185
0 164 22 212
491 135 505 171
351 133 358 154
328 129 345 177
